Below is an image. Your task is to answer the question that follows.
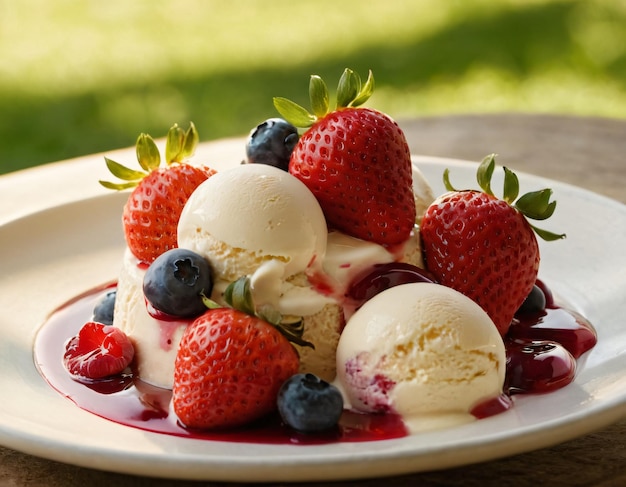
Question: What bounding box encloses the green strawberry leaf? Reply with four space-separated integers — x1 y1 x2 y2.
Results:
476 154 496 196
336 68 360 109
309 75 329 118
443 153 566 242
136 133 161 172
274 68 374 127
275 319 314 349
181 122 199 159
200 292 222 310
102 157 147 182
256 304 283 327
258 305 314 348
100 122 201 191
442 168 460 192
98 179 140 191
223 276 314 348
515 188 557 220
223 276 256 316
502 166 520 203
166 122 199 163
273 97 317 128
165 124 185 164
351 69 374 107
530 224 566 241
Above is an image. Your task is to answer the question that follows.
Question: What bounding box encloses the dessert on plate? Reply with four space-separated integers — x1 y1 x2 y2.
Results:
54 68 596 439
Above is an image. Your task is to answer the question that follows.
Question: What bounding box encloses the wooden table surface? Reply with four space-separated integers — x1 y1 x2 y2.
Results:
1 113 625 486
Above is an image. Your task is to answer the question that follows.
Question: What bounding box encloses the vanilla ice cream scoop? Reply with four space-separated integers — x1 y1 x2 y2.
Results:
336 282 506 432
177 164 328 283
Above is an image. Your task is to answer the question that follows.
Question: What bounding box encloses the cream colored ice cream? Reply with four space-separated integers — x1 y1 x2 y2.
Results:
177 164 327 284
335 282 506 432
411 162 435 224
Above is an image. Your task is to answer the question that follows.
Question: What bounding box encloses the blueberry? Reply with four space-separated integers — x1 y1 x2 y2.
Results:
143 248 213 318
277 373 344 433
245 118 298 171
516 283 546 315
93 290 116 325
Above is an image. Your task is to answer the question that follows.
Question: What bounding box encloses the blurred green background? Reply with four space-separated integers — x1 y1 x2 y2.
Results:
2 0 625 174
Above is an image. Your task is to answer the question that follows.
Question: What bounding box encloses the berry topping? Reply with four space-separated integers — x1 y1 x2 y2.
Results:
274 68 416 246
535 278 555 308
92 290 116 325
100 123 215 263
420 154 565 336
172 308 300 430
277 373 344 434
245 118 299 170
505 340 576 394
509 306 597 359
171 276 306 430
143 248 214 318
63 322 134 380
516 283 547 315
347 262 436 309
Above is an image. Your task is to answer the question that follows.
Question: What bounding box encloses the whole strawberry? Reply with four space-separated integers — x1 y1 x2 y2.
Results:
274 69 415 246
420 154 565 336
100 123 215 263
172 277 302 430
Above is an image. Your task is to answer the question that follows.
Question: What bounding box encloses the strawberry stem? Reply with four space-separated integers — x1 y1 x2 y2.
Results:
273 68 375 129
442 154 566 241
223 276 314 349
166 122 199 164
99 122 199 190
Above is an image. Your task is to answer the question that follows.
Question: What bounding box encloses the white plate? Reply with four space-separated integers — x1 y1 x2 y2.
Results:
1 140 625 482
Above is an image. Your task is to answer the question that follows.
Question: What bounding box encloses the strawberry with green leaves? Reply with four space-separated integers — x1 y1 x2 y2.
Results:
420 154 565 336
274 69 415 246
172 277 306 430
100 123 215 264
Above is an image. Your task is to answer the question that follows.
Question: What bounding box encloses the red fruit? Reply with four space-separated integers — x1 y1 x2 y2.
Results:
290 108 415 245
172 308 299 430
420 155 564 336
123 164 213 263
275 69 415 246
421 191 539 335
63 322 134 379
100 122 215 263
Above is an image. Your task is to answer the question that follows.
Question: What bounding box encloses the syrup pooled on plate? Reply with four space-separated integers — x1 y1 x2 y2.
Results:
34 277 597 444
34 285 408 445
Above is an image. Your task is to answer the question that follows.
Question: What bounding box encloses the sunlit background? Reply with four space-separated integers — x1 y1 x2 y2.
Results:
2 0 625 174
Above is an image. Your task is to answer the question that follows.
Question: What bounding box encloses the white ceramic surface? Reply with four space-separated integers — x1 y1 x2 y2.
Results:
0 140 625 482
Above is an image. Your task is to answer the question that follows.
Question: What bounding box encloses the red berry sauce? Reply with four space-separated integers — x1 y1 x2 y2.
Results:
34 278 596 444
505 285 597 394
34 285 407 445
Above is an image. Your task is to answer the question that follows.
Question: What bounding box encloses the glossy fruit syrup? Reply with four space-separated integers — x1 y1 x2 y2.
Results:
34 284 407 445
34 279 597 445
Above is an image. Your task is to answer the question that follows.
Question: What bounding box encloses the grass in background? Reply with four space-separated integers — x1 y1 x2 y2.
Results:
1 0 625 173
